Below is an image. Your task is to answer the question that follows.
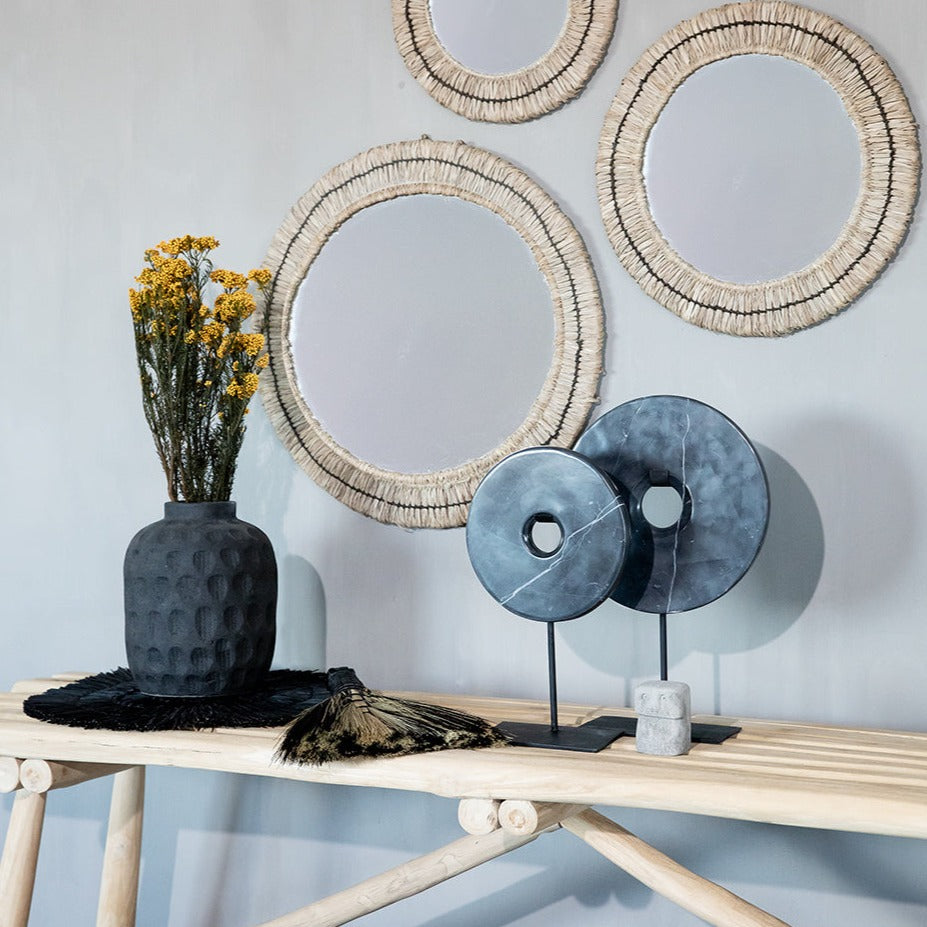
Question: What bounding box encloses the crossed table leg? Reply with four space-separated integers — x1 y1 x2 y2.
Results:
257 798 790 927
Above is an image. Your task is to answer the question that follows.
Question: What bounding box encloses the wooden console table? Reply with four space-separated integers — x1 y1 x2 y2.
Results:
3 674 927 926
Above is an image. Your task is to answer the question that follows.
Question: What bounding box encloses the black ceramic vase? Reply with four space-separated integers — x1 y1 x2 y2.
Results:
124 501 277 697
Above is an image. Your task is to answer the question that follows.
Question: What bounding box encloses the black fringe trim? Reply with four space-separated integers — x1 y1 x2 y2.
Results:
23 668 329 732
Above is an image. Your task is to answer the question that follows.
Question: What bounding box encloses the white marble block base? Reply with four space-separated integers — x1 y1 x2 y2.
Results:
635 680 691 756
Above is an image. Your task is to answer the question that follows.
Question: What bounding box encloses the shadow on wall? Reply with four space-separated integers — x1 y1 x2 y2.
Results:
275 554 327 670
781 414 921 610
316 515 430 687
235 406 328 670
674 443 825 657
560 444 824 692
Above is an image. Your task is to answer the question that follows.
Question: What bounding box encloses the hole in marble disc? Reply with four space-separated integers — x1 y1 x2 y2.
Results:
523 513 564 558
641 485 685 529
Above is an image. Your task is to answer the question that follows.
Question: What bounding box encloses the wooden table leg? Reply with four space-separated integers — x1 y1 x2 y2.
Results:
0 756 22 793
96 766 145 927
498 799 587 836
457 797 501 835
0 788 47 927
19 760 130 794
256 824 543 927
561 808 790 927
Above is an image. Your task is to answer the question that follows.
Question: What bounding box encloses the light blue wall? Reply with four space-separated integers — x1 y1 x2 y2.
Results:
2 1 926 924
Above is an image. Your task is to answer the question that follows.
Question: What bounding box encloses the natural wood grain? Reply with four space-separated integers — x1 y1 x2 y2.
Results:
0 789 46 927
497 800 586 836
0 756 21 792
562 809 790 926
10 672 90 694
457 798 500 835
19 759 130 794
256 826 540 927
3 681 927 839
96 766 145 927
5 676 927 927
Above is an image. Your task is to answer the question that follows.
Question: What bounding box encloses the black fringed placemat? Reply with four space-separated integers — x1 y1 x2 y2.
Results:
23 668 329 732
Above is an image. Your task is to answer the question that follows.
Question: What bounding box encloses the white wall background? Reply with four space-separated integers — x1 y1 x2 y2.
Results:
2 1 926 924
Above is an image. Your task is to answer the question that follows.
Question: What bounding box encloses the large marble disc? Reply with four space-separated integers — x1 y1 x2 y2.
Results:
575 396 769 614
466 447 629 622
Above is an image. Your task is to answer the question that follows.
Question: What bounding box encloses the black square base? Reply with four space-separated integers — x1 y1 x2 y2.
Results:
497 720 627 752
583 715 741 744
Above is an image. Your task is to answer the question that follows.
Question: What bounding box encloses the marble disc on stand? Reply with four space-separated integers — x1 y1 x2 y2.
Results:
466 447 629 621
575 395 769 614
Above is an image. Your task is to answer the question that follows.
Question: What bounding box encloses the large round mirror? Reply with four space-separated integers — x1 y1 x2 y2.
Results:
260 138 604 528
392 0 619 123
290 194 554 474
598 1 919 336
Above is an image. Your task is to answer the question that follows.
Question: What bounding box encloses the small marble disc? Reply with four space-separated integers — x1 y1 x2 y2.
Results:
466 447 629 622
574 396 769 614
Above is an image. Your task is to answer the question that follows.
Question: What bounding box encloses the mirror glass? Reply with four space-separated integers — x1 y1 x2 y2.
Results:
643 55 861 284
290 194 555 474
429 0 569 75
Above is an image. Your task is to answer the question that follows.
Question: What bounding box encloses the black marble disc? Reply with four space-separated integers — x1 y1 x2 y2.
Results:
466 447 629 621
575 396 769 614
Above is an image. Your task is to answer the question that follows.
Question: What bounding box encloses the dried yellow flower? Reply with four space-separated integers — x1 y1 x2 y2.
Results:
214 290 256 324
158 236 193 256
247 268 272 287
210 268 248 290
239 333 264 356
200 322 224 347
225 372 260 401
130 236 272 501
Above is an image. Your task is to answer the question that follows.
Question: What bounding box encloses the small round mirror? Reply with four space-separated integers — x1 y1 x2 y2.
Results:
644 55 860 284
393 0 619 123
429 0 568 75
597 2 920 336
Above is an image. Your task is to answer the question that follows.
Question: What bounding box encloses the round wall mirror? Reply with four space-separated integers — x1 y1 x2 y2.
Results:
429 0 569 76
392 0 619 123
644 54 861 285
259 138 604 528
598 0 919 336
290 194 554 474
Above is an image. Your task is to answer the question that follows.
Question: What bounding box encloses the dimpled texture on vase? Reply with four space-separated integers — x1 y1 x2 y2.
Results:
124 501 277 696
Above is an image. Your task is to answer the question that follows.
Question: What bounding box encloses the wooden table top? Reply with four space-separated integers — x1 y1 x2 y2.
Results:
3 674 927 840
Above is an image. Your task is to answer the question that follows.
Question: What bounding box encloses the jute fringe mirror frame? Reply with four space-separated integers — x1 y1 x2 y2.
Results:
259 138 604 529
597 0 920 337
392 0 619 123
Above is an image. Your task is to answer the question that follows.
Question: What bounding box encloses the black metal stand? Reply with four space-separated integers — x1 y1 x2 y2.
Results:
497 624 626 752
660 612 668 681
547 621 559 733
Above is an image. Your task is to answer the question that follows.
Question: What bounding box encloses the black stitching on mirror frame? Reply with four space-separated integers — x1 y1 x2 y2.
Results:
401 0 598 106
266 156 589 512
606 18 898 317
